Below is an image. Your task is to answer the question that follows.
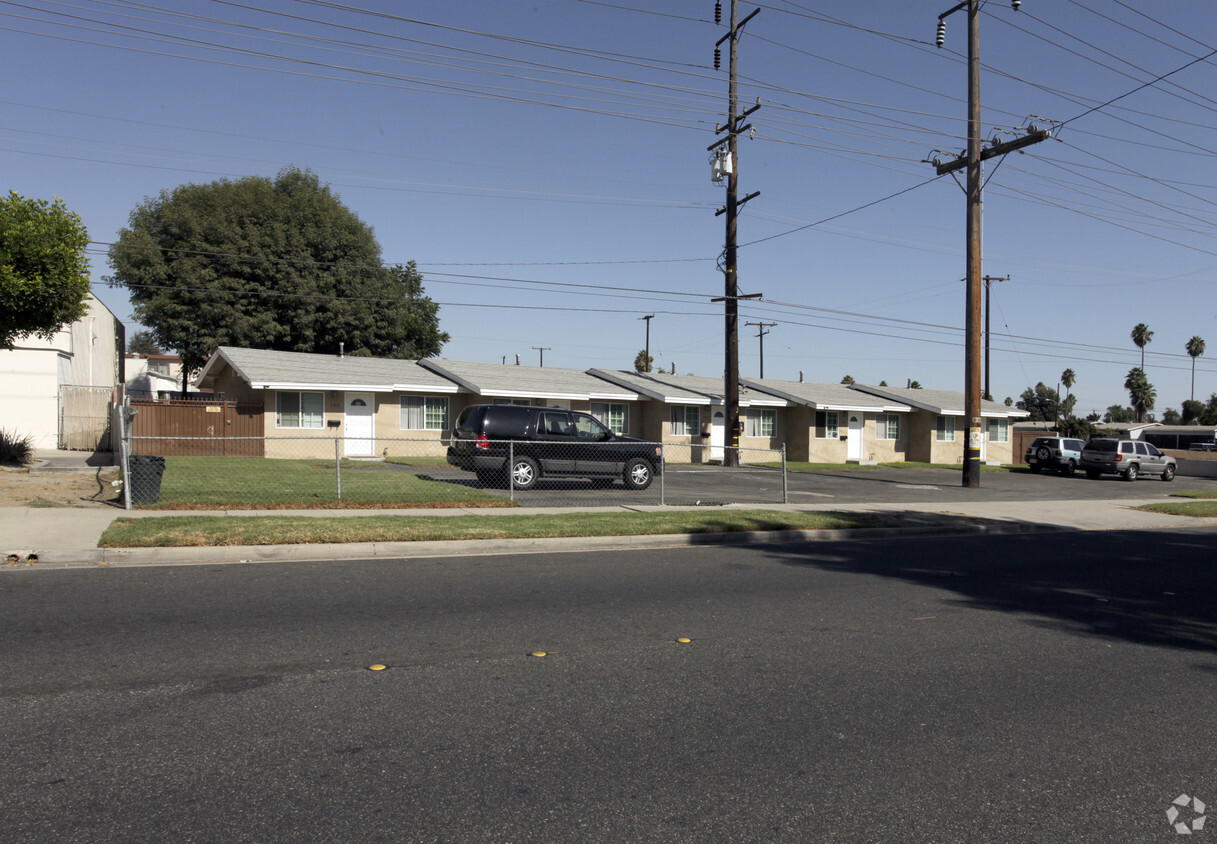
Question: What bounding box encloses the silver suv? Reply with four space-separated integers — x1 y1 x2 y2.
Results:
1080 437 1176 482
1024 436 1086 476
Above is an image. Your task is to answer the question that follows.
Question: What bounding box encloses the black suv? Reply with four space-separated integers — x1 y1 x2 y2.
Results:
446 404 662 491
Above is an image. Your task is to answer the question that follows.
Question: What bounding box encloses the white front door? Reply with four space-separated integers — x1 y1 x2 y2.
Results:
344 392 375 456
847 413 863 460
710 410 725 462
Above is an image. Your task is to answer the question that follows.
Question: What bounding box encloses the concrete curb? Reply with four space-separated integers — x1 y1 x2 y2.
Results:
4 520 1065 569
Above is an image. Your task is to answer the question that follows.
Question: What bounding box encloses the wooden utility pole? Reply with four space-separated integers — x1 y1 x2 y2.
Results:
746 321 777 378
983 275 1008 401
639 314 654 372
935 0 1048 487
532 346 550 367
710 0 760 467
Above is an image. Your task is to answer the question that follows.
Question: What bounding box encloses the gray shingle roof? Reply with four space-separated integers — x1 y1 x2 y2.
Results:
850 384 1029 417
589 370 787 406
200 347 459 392
421 359 640 401
741 378 910 411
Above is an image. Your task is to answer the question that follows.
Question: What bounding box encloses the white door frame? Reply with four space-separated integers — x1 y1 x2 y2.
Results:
344 392 375 457
710 410 725 462
847 413 863 460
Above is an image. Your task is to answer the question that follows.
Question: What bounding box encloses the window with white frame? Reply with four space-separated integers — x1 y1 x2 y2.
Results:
493 398 533 406
400 396 449 430
276 391 324 429
670 405 701 437
987 418 1009 442
936 415 956 442
745 408 776 438
590 402 628 435
877 413 901 440
815 410 839 439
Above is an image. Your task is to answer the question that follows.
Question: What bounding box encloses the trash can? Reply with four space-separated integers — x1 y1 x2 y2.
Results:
128 454 165 505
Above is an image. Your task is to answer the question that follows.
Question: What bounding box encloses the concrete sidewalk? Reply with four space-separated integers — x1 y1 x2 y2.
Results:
2 497 1211 569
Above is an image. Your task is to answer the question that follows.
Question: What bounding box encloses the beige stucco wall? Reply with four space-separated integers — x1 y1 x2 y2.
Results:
864 415 907 463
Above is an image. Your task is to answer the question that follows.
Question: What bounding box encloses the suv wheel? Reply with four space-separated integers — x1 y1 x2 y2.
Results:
1122 463 1139 481
1059 460 1076 477
510 456 540 490
1035 445 1052 462
623 458 654 491
1162 464 1176 482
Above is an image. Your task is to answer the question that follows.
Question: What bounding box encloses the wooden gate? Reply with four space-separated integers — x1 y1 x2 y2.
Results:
129 398 265 457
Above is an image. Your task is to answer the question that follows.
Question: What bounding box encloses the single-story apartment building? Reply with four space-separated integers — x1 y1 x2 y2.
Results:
195 347 1029 464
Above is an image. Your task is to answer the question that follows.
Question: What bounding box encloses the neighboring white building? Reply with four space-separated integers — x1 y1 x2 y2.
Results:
125 353 194 399
0 293 125 450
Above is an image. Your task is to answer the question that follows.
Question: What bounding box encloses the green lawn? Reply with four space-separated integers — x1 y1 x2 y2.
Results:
1139 501 1217 517
131 456 512 509
99 509 910 548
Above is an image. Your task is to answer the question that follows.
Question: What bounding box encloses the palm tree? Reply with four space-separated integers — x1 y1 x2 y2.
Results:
1058 368 1076 424
1131 323 1153 369
1186 335 1205 401
1124 367 1157 423
633 349 653 373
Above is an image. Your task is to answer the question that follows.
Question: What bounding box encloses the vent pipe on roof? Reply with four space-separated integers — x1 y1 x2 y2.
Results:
799 370 804 382
339 342 344 358
515 354 520 365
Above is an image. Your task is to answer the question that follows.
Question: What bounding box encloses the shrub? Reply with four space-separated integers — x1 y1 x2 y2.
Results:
0 429 35 465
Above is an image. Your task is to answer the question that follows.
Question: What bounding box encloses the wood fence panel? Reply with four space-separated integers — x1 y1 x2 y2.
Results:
130 399 265 457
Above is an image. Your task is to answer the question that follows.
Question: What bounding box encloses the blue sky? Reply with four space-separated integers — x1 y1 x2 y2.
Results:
5 0 1217 418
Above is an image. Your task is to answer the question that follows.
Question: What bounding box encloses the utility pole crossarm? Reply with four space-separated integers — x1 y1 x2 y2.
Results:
935 129 1052 175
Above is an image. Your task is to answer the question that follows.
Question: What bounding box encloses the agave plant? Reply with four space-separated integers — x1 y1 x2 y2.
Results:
0 429 35 466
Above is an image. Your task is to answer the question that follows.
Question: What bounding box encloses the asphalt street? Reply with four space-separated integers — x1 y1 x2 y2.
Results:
4 529 1216 841
428 463 1217 508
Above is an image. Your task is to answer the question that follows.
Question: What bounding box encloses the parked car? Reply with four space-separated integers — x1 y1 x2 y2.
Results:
1024 436 1087 476
446 404 662 490
1189 441 1217 452
1080 437 1176 481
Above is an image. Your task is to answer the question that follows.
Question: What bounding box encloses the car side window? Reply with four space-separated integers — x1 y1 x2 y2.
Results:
1121 442 1134 454
573 413 609 439
539 412 573 437
1069 440 1084 451
1146 444 1162 456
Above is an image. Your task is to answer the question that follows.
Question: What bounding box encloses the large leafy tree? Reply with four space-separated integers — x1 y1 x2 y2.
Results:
1124 367 1156 422
127 329 163 355
1016 382 1061 423
107 167 448 390
1186 335 1205 401
1182 399 1205 425
0 191 91 349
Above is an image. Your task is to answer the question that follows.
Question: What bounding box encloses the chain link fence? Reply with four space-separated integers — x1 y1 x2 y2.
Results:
120 429 786 510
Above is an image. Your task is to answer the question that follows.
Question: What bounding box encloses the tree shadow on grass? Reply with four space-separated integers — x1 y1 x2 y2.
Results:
760 528 1217 655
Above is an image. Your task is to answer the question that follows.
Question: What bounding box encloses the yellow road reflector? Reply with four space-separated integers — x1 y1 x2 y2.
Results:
676 638 692 644
529 651 547 658
367 664 387 671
